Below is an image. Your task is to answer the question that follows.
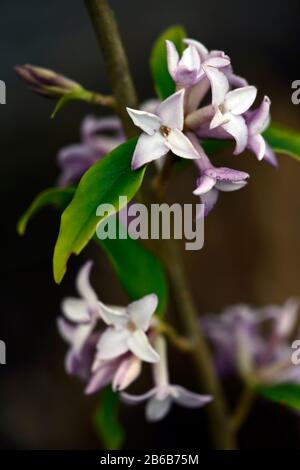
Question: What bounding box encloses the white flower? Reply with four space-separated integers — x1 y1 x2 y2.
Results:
97 293 160 363
203 64 257 154
127 89 200 169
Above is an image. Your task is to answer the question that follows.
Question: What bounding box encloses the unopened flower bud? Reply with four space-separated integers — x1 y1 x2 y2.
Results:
15 64 82 99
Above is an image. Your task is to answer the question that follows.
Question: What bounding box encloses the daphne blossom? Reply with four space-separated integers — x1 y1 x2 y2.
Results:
127 89 201 169
188 133 249 215
183 38 248 88
165 36 276 214
202 299 300 385
57 260 102 375
121 336 212 421
245 96 278 166
166 41 202 87
58 262 160 394
166 40 229 87
97 294 160 363
203 65 257 154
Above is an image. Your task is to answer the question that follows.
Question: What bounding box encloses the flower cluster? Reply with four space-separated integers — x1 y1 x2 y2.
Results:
201 299 300 386
50 37 276 215
58 262 212 421
127 37 277 214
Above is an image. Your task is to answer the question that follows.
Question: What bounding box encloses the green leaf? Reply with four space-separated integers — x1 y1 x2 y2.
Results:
264 123 300 161
150 25 186 100
258 383 300 411
51 88 89 118
94 386 125 450
51 87 95 118
17 187 75 235
53 138 145 284
98 219 168 316
17 185 168 315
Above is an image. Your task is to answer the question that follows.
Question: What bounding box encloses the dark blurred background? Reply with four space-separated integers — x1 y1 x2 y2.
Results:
0 0 300 449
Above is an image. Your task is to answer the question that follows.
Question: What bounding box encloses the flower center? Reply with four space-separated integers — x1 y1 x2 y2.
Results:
159 125 171 137
127 320 137 332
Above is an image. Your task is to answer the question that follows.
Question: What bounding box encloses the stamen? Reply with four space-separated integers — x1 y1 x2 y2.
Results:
160 125 171 137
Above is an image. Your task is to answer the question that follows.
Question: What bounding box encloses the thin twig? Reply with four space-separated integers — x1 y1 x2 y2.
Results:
230 387 256 432
157 237 237 449
152 154 176 198
85 0 138 137
158 320 193 353
88 91 116 108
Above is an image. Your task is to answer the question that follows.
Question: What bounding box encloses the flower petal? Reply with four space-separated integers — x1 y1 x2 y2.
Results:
203 65 229 105
166 40 179 80
128 330 160 363
193 175 216 195
61 298 90 323
166 129 200 159
263 143 278 168
85 361 117 394
215 180 248 192
98 301 128 327
72 322 95 355
180 45 201 71
146 396 172 422
131 133 169 170
247 96 271 135
206 167 249 182
112 355 142 391
97 328 130 360
140 99 160 114
183 38 209 60
171 385 213 407
222 115 248 154
57 318 76 343
156 89 185 130
186 76 210 113
126 108 161 135
210 108 231 129
225 69 248 88
175 45 201 86
121 387 157 404
224 86 257 115
205 56 230 68
275 298 299 339
198 188 219 217
76 260 99 307
127 294 158 331
81 115 121 141
248 134 266 161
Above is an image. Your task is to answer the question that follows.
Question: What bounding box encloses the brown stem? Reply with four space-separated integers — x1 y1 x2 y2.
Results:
157 238 237 449
84 0 138 137
230 387 255 432
152 154 176 198
84 0 236 449
88 91 116 108
158 320 193 353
